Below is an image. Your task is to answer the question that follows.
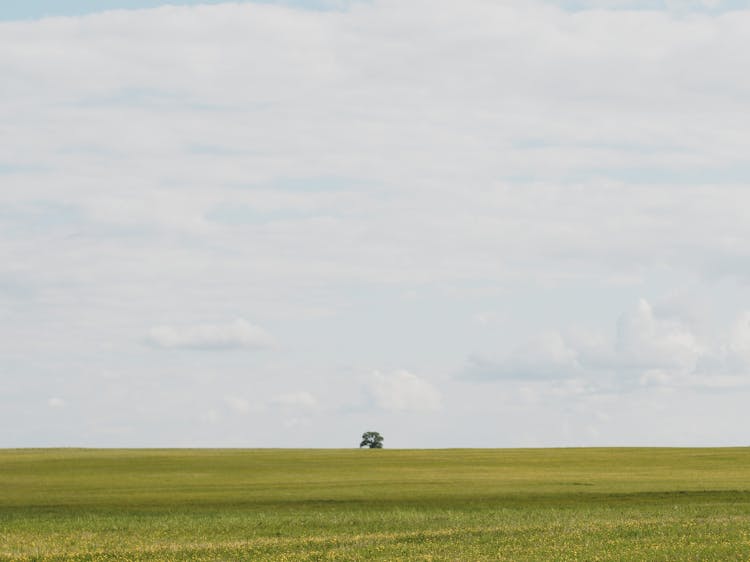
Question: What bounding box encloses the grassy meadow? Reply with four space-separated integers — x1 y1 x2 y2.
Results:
1 448 750 560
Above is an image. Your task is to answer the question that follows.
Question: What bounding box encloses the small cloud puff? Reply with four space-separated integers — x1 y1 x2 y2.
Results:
146 319 274 350
47 397 65 408
271 392 318 410
365 370 442 412
224 395 252 414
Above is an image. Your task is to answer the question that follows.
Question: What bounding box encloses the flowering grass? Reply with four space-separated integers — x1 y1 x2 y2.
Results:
1 448 750 560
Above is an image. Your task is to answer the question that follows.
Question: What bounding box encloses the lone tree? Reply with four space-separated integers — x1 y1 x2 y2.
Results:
360 431 384 449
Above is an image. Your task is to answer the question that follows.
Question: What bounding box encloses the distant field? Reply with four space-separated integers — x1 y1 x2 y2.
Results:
2 448 750 560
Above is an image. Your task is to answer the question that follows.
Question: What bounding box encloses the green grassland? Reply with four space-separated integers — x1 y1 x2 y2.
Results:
2 448 750 560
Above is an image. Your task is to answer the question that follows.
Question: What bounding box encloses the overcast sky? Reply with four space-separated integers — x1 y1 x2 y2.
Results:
3 0 750 448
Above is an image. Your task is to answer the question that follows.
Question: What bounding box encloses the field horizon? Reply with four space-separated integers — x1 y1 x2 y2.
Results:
5 444 748 450
2 447 750 560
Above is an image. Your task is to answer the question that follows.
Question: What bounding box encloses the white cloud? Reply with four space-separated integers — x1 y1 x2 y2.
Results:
146 319 274 350
725 311 750 366
223 391 318 416
464 299 750 390
47 397 65 408
199 409 220 424
472 312 497 325
271 391 318 409
465 332 580 381
365 370 442 412
224 395 251 414
561 0 732 9
615 299 704 370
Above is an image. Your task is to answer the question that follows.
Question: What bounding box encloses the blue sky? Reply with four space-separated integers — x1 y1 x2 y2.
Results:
0 0 343 20
3 0 750 20
2 0 750 448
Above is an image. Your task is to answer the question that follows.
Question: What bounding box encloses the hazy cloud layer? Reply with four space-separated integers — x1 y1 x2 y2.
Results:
2 0 750 447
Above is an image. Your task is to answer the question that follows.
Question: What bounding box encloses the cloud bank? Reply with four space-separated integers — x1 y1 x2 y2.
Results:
465 299 750 390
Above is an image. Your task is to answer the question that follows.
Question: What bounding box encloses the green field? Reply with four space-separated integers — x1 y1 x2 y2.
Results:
2 448 750 560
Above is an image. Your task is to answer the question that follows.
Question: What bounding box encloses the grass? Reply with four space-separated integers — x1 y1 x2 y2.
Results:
1 448 750 560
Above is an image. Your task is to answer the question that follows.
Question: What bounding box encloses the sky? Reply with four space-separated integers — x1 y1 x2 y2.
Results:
2 0 750 448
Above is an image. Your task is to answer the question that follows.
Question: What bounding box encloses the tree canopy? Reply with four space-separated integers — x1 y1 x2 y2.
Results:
360 431 384 448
